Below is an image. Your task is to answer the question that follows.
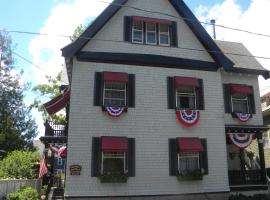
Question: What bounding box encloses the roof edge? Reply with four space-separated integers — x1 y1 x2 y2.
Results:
61 0 128 58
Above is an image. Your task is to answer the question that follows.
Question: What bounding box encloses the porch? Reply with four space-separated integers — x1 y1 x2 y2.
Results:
226 124 269 191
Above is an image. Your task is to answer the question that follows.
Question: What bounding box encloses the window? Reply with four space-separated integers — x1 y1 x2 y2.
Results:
169 138 208 177
103 82 126 107
91 137 135 180
146 23 157 45
178 152 200 173
57 157 63 166
231 93 249 114
223 84 255 114
125 16 177 47
159 24 170 46
132 20 143 43
101 152 127 175
167 76 204 110
176 86 196 109
93 72 135 108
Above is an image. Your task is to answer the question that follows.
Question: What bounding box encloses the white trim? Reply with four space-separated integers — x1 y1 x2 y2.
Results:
103 83 127 107
159 24 170 46
132 20 144 44
175 86 197 109
145 23 157 45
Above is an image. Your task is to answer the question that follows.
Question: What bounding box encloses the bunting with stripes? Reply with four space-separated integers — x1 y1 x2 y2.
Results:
228 133 255 149
176 110 200 127
233 112 251 122
105 107 126 117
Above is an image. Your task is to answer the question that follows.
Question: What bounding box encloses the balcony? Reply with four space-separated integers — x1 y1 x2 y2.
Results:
40 120 67 144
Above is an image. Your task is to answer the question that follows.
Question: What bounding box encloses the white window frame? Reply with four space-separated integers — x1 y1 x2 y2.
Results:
231 94 249 113
145 23 157 45
132 20 144 44
178 152 200 173
103 82 127 107
159 24 170 46
100 152 127 175
175 86 197 109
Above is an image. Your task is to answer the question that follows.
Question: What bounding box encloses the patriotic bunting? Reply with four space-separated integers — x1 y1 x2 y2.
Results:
49 144 67 158
176 110 200 127
228 133 255 149
232 112 251 122
39 153 48 178
105 107 126 117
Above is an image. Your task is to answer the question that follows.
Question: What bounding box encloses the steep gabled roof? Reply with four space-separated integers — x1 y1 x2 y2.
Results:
61 0 234 69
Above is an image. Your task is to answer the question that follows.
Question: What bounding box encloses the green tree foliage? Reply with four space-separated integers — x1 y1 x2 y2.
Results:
0 31 37 157
0 150 39 179
30 72 66 122
70 24 86 42
7 186 38 200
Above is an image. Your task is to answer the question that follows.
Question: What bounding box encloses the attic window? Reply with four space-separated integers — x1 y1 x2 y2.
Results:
124 16 177 47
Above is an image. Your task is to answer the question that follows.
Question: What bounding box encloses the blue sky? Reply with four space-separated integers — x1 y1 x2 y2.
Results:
2 0 270 138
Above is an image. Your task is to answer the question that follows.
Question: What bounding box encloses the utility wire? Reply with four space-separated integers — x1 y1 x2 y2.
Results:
13 51 69 84
2 29 270 61
95 0 270 39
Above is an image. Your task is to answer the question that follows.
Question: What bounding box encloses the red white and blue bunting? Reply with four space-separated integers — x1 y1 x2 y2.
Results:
234 112 251 122
228 133 255 149
105 107 126 117
176 110 200 127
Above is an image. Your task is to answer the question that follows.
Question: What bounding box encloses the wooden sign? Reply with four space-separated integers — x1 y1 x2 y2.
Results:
70 165 82 175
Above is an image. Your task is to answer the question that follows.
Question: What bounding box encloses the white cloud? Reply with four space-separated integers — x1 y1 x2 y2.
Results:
28 0 112 137
195 0 270 94
29 0 113 84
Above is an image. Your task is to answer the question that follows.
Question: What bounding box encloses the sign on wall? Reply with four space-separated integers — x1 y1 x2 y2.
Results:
70 165 82 175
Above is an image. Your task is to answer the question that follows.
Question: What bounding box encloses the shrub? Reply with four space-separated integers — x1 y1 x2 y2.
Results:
0 150 39 179
7 187 38 200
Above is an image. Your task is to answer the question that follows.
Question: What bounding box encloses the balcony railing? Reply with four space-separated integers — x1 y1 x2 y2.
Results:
228 170 264 185
44 120 67 137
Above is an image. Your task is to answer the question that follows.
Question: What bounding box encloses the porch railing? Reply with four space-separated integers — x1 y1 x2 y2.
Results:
44 120 67 137
228 170 264 185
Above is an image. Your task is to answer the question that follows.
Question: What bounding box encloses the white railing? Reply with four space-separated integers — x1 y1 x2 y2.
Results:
0 179 41 198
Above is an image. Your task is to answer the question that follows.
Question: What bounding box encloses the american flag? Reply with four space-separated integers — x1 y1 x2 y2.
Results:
39 153 48 178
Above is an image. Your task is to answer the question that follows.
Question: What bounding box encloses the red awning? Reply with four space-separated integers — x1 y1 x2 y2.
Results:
103 72 128 83
133 16 171 25
43 90 70 116
174 76 200 87
101 137 128 152
230 84 253 95
176 137 203 152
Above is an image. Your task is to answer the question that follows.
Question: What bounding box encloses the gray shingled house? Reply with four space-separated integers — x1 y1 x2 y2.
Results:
59 0 270 199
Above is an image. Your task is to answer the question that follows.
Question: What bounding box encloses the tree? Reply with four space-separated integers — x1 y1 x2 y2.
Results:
0 31 37 157
70 24 86 42
0 150 39 179
30 72 67 122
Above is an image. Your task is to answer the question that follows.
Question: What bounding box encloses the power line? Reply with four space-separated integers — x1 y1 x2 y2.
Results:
12 51 69 84
95 0 270 39
2 29 270 61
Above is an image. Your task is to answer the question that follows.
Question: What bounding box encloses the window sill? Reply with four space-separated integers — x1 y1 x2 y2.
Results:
177 170 203 181
99 173 128 183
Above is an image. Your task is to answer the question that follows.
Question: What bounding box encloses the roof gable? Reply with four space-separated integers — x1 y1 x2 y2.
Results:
62 0 234 69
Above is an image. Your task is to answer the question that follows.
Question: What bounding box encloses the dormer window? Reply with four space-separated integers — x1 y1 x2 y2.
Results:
125 16 177 47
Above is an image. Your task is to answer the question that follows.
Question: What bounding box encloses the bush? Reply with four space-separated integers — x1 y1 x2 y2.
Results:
0 150 39 179
7 187 38 200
